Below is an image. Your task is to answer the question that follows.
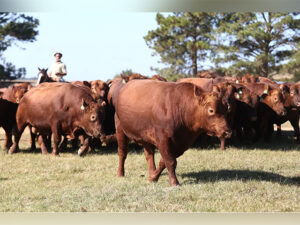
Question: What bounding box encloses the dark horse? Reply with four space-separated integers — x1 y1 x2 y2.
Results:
36 68 56 85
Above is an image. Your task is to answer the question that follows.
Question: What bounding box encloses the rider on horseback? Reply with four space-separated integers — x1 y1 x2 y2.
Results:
48 52 67 82
36 52 67 85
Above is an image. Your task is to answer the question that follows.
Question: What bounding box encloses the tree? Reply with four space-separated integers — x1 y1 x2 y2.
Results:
0 13 39 80
216 13 300 77
144 12 216 77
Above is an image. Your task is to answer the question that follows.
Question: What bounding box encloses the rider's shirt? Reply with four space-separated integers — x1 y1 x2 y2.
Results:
49 61 67 82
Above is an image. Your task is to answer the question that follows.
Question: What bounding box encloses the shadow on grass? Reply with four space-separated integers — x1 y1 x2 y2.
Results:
0 177 8 181
181 169 300 186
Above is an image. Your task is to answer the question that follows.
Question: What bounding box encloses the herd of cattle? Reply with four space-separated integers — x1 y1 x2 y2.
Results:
1 69 300 186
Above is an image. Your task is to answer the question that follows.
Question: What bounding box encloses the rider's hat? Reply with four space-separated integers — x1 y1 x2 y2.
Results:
54 52 63 57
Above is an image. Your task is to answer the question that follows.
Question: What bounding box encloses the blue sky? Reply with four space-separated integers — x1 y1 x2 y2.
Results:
3 12 164 81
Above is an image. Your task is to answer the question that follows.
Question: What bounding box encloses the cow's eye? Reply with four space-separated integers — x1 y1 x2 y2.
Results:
208 108 214 115
274 97 278 102
90 114 96 121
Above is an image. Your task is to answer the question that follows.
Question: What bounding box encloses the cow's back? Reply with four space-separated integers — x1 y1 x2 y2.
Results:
116 80 193 143
177 78 213 92
18 83 93 124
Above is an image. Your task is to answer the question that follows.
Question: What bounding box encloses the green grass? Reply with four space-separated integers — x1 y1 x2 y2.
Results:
0 126 299 212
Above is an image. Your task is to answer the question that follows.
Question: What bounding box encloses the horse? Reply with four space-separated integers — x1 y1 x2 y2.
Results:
36 68 56 85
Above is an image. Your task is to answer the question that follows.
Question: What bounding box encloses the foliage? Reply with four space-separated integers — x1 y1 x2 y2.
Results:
145 13 300 78
144 13 216 77
150 66 186 82
215 13 300 77
0 13 39 80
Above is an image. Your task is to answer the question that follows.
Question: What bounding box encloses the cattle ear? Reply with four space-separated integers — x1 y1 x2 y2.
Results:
194 85 202 97
81 98 88 110
38 67 41 71
279 84 289 94
212 85 220 94
120 74 129 83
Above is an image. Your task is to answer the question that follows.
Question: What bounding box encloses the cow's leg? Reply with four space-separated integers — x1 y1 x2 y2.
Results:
148 158 166 183
51 125 61 156
8 124 26 154
161 153 179 186
71 137 79 149
157 139 179 186
115 115 129 177
78 136 90 156
219 137 226 150
289 113 300 142
38 135 49 154
28 126 37 151
45 134 52 150
59 135 68 150
3 127 12 150
143 144 156 177
264 120 274 142
100 134 117 146
276 124 282 137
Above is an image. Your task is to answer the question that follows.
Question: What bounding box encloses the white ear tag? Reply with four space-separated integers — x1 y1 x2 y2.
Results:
122 79 126 84
236 80 239 84
238 90 242 94
236 94 240 99
263 89 268 94
81 105 85 110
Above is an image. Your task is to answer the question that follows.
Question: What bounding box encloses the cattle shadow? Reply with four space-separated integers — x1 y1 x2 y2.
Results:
181 169 300 186
0 177 8 181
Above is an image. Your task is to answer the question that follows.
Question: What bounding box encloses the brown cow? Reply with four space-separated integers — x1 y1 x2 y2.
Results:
241 74 258 83
0 99 18 150
115 80 231 186
120 73 148 82
178 78 236 150
197 70 222 79
178 78 213 92
2 85 29 104
8 82 106 156
150 75 167 82
99 78 125 146
1 83 36 150
231 85 260 142
90 80 109 100
72 81 91 88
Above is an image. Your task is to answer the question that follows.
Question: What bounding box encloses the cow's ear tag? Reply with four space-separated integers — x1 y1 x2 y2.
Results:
263 89 268 94
238 90 242 94
122 79 126 84
81 105 85 110
236 80 239 84
236 93 240 99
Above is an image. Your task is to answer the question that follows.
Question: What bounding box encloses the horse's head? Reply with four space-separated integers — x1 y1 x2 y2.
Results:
37 67 55 84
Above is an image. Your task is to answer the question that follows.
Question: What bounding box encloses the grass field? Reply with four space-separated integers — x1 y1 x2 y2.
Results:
0 123 299 212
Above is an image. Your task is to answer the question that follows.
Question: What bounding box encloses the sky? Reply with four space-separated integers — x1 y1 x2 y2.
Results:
3 12 164 82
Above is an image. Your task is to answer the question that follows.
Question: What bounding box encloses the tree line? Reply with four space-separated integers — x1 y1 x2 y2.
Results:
144 12 300 81
1 13 299 81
